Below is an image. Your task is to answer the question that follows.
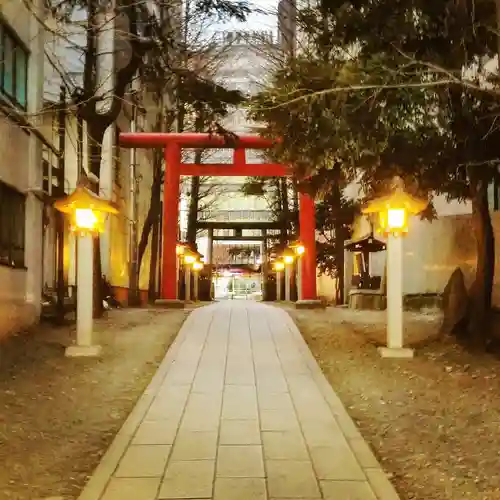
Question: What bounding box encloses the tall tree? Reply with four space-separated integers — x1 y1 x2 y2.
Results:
250 0 500 346
43 0 249 310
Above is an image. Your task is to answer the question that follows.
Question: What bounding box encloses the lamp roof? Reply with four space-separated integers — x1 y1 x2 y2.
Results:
54 185 119 215
362 187 427 216
344 232 386 253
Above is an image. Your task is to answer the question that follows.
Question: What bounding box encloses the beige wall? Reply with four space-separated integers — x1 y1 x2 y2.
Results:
0 1 46 337
350 210 500 306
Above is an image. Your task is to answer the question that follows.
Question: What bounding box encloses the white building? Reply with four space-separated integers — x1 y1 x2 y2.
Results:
186 30 278 259
0 1 47 338
42 7 170 305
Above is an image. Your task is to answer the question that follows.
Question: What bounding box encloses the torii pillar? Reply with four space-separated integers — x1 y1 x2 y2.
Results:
298 191 318 304
159 142 183 307
118 132 322 308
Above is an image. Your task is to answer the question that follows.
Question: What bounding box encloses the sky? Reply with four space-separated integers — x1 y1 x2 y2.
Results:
213 0 278 32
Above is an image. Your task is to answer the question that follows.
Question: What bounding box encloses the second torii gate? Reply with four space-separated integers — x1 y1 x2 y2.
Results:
119 132 318 303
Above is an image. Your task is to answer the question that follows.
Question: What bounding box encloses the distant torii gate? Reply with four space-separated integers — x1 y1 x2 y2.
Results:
119 132 317 303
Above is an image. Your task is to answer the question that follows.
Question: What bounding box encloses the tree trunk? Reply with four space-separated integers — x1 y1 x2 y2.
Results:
138 168 162 272
467 179 495 347
148 204 160 302
335 224 345 305
186 158 201 245
331 183 344 304
291 179 299 236
280 177 290 237
87 122 106 318
186 110 205 246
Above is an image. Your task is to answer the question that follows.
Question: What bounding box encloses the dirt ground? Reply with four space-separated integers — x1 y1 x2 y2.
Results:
288 305 500 500
0 307 187 500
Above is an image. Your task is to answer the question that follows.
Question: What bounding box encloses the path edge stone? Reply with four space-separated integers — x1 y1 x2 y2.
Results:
279 307 402 500
77 312 192 500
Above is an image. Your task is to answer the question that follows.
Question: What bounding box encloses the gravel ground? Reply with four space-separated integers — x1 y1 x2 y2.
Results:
0 307 187 500
287 306 500 500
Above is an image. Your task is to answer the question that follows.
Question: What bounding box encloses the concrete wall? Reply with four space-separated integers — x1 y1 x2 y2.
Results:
0 1 45 338
349 205 500 307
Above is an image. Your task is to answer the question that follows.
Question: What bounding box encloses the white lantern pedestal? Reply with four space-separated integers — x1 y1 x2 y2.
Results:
66 232 102 357
378 233 413 359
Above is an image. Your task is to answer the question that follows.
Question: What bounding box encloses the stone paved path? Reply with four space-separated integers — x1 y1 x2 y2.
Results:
79 301 400 500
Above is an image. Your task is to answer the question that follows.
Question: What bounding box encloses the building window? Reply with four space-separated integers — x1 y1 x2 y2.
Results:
0 182 26 268
42 145 59 195
0 22 28 109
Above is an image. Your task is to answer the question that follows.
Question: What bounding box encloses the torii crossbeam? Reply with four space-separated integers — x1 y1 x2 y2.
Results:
119 132 318 303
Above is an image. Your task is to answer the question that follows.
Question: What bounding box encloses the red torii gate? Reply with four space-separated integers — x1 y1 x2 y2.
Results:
119 132 317 303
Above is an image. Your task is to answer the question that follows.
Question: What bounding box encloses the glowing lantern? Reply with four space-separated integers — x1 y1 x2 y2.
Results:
282 248 295 264
362 182 427 236
176 242 189 255
192 261 204 271
54 184 118 234
184 251 196 265
290 240 305 256
273 261 285 271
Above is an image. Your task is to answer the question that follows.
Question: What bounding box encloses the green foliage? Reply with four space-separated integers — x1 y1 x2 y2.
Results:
315 188 359 277
178 69 246 119
248 0 500 202
250 0 500 333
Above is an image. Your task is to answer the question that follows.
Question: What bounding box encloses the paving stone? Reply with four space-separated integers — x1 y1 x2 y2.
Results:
170 430 218 460
132 419 179 445
262 430 309 460
266 459 321 498
185 391 223 412
321 480 378 499
222 387 258 420
78 302 393 500
115 445 171 478
300 420 347 448
365 468 401 500
257 391 294 410
219 419 261 445
260 409 300 431
349 438 381 469
225 370 255 385
159 460 215 498
217 445 265 477
145 397 187 421
214 477 267 500
309 445 365 481
101 477 160 500
179 407 220 431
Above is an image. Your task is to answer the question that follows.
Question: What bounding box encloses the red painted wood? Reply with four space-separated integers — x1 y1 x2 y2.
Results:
179 163 289 177
122 131 317 302
299 192 318 301
161 143 181 300
233 148 246 166
119 132 278 149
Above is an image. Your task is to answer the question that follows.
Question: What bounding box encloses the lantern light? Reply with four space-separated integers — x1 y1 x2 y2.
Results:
282 248 295 264
184 253 196 265
192 261 204 271
387 208 406 230
362 181 427 236
274 261 285 271
54 183 118 234
290 241 305 256
176 243 187 255
75 208 98 231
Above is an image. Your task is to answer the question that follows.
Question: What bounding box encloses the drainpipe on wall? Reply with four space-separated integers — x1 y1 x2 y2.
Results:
128 105 140 305
56 85 67 321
